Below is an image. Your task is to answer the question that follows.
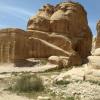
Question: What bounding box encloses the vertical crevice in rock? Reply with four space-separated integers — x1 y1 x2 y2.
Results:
11 41 16 62
0 41 3 63
6 42 10 63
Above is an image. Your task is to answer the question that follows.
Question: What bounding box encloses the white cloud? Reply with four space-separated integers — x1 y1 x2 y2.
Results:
0 4 34 21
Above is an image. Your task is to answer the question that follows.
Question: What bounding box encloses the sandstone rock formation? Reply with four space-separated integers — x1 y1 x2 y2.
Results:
0 28 32 63
0 28 73 63
96 20 100 48
88 56 100 69
88 21 100 69
27 2 92 64
0 2 92 67
48 55 81 68
88 20 100 69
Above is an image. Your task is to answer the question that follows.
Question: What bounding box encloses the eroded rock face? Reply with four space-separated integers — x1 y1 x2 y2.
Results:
48 55 81 68
88 21 100 69
27 2 92 64
0 28 74 64
0 2 92 67
27 4 54 32
0 28 32 63
96 20 100 48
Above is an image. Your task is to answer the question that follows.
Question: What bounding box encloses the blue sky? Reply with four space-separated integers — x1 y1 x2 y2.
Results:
0 0 100 35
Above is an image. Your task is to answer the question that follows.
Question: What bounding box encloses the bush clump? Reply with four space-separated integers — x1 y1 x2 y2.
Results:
66 96 74 100
54 79 71 85
11 74 44 92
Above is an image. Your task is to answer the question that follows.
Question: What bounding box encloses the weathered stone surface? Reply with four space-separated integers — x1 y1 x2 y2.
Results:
0 28 73 63
88 56 100 69
27 4 54 32
0 28 31 63
37 4 54 19
48 55 82 67
27 16 50 32
88 48 100 69
37 96 51 100
88 21 100 69
0 28 77 64
93 48 100 56
48 56 69 68
27 2 92 64
28 30 74 52
92 37 96 53
0 2 92 67
96 20 100 48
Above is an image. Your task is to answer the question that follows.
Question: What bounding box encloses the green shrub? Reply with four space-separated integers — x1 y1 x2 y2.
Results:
66 96 74 100
55 80 70 85
88 80 100 85
40 59 47 65
11 74 44 92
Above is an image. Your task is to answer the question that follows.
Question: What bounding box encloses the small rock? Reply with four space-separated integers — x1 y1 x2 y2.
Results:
88 56 100 69
37 96 51 100
93 48 100 56
48 56 69 68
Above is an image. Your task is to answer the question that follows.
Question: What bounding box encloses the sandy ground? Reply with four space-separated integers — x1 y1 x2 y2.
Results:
0 64 100 100
0 63 57 100
0 64 56 100
0 79 33 100
0 63 57 73
0 91 33 100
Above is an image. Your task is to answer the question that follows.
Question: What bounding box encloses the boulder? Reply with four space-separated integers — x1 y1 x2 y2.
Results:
48 55 82 68
48 56 69 68
93 48 100 56
37 96 51 100
88 56 100 69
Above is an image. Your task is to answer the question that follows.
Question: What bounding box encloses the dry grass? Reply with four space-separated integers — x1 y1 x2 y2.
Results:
9 73 44 92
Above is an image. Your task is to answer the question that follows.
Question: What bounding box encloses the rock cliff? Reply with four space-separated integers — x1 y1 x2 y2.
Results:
88 20 100 69
0 2 92 67
27 2 92 64
96 20 100 48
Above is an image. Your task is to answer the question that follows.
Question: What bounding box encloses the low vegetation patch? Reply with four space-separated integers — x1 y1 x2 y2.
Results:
87 80 100 85
8 73 44 92
54 80 71 85
66 96 74 100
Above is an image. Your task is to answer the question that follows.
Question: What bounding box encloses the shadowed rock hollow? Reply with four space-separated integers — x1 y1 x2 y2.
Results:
0 2 92 67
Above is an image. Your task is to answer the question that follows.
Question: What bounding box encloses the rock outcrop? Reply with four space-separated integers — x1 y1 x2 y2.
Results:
96 20 100 48
0 2 92 67
0 28 31 63
0 28 73 63
88 20 100 69
27 2 92 64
